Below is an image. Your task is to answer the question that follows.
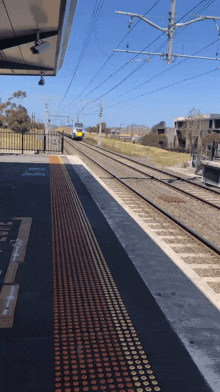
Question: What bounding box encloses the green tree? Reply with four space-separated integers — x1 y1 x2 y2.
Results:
0 91 31 132
32 121 45 131
0 114 5 126
6 105 31 133
142 134 167 148
86 126 98 133
8 90 27 101
96 122 107 133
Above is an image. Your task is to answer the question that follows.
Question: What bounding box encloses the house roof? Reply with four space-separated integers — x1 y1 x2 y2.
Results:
0 0 78 76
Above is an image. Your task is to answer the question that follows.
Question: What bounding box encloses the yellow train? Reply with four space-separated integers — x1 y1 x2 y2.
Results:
56 123 85 141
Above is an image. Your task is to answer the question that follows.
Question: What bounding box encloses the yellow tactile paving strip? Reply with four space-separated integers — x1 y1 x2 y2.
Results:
50 156 161 392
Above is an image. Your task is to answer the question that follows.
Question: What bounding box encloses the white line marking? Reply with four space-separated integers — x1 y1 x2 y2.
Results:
22 172 45 176
2 286 16 315
10 239 23 261
28 168 45 171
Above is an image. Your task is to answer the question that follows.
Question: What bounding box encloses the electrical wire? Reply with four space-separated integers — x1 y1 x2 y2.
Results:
59 0 105 107
129 67 219 100
108 39 219 102
81 0 213 104
80 38 219 116
174 0 216 40
59 0 218 122
67 0 162 106
77 0 219 113
63 0 208 114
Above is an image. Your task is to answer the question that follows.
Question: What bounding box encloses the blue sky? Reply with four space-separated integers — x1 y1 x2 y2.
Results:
1 0 220 128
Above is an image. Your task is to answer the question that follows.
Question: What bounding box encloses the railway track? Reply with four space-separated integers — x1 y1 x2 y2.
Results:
82 141 220 209
64 138 220 304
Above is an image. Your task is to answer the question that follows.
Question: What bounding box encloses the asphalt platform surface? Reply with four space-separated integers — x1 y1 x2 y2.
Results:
0 154 216 392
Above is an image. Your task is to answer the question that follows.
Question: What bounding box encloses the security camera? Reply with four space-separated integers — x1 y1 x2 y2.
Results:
38 75 45 86
30 41 50 54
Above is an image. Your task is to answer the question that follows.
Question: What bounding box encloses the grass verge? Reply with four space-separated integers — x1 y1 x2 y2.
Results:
84 133 191 168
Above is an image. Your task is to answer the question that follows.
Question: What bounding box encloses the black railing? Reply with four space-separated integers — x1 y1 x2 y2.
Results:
0 130 64 154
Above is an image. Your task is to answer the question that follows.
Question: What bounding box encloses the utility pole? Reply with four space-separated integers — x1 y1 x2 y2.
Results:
114 0 220 64
45 103 49 135
98 98 103 147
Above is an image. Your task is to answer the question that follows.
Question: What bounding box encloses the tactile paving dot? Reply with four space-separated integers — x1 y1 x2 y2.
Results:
50 158 161 392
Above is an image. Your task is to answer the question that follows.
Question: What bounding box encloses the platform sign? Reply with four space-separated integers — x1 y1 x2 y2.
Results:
45 133 62 152
52 136 59 146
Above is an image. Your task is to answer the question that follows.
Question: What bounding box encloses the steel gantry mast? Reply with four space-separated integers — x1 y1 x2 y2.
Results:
114 0 220 64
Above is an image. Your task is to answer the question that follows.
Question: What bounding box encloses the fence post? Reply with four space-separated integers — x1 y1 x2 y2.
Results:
22 131 24 154
61 135 64 154
44 135 46 153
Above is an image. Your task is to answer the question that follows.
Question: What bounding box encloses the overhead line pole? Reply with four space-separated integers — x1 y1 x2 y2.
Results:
115 0 220 64
167 0 176 64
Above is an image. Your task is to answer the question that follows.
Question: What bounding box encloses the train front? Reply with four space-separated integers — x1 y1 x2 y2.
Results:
74 122 84 140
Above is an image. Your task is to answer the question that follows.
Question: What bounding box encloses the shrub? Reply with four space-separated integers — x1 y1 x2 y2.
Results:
142 134 168 148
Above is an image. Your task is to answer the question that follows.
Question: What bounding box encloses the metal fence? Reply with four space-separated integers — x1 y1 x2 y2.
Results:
0 130 64 154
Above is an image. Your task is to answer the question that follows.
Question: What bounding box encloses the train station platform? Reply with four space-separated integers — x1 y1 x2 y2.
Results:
0 154 219 392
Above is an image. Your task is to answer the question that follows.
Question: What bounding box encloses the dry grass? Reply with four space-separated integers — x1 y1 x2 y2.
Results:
0 129 45 151
84 132 191 168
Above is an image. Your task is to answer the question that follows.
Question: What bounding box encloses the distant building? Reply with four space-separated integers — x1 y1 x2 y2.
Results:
152 124 176 149
174 114 220 150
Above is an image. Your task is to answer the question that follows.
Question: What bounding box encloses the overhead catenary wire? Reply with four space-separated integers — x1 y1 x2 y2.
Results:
66 0 162 107
59 0 105 108
129 67 220 100
76 0 217 114
174 0 216 40
101 66 219 115
108 38 219 102
83 37 220 115
62 0 212 114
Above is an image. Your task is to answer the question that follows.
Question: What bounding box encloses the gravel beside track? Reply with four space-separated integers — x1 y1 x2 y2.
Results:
64 139 220 249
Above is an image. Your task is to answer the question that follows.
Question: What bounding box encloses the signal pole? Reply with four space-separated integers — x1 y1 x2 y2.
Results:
98 98 103 147
114 0 220 64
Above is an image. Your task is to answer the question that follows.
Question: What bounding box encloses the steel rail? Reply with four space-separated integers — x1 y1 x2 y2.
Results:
64 140 220 256
67 138 220 211
83 141 220 194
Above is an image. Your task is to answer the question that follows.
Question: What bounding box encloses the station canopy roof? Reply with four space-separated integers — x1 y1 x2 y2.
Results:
0 0 78 76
